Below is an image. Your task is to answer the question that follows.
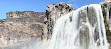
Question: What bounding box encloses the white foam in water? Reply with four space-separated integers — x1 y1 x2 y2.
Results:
7 4 109 49
48 4 109 49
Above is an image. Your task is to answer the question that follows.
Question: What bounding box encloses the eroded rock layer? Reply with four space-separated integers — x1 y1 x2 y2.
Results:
46 3 74 39
0 3 74 48
100 2 111 44
0 11 48 48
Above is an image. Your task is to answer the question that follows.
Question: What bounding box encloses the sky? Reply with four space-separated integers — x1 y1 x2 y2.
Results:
0 0 104 19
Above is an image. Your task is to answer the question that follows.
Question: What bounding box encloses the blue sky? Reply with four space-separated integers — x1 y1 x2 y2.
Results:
0 0 104 19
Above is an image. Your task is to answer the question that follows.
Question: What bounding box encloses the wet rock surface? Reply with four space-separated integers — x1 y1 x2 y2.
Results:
78 6 101 49
100 2 111 44
0 2 110 49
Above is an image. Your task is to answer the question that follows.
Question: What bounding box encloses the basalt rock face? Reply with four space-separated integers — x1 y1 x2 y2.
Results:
0 3 74 48
46 3 74 39
100 2 111 43
0 11 48 48
7 11 46 23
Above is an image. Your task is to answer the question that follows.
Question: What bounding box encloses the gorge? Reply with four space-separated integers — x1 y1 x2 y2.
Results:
0 1 111 49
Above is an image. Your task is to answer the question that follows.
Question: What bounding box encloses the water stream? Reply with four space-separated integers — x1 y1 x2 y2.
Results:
48 4 109 49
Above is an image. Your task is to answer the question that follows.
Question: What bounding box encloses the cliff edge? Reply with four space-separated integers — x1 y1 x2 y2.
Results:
0 3 74 49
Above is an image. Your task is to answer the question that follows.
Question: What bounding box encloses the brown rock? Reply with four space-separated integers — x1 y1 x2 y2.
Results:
100 2 111 32
0 3 75 48
46 2 74 39
100 2 111 44
0 11 47 48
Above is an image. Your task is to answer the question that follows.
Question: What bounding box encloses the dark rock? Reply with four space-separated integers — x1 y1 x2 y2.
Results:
46 2 74 39
100 2 111 43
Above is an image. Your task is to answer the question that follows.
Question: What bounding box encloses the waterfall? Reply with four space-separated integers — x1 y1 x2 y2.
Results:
3 4 109 49
48 4 109 49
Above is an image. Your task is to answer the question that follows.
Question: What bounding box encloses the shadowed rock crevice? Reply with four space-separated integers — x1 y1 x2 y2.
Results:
100 2 111 44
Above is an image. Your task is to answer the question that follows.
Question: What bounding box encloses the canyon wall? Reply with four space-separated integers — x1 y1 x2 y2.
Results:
46 3 74 39
0 2 111 49
0 11 47 48
0 3 74 48
100 2 111 44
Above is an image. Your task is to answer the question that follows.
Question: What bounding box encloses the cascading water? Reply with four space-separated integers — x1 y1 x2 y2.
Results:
48 4 109 49
3 4 109 49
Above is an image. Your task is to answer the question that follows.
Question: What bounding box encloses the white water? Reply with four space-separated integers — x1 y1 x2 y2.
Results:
3 4 109 49
48 4 109 49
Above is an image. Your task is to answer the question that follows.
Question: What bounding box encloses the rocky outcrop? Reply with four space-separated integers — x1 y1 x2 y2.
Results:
0 3 74 48
6 11 46 23
46 3 74 39
1 2 111 49
0 11 48 48
100 2 111 43
105 0 111 2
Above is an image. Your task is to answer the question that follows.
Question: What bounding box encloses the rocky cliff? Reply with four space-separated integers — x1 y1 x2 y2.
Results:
0 2 111 49
100 2 111 44
46 3 74 39
0 11 48 48
0 3 74 48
